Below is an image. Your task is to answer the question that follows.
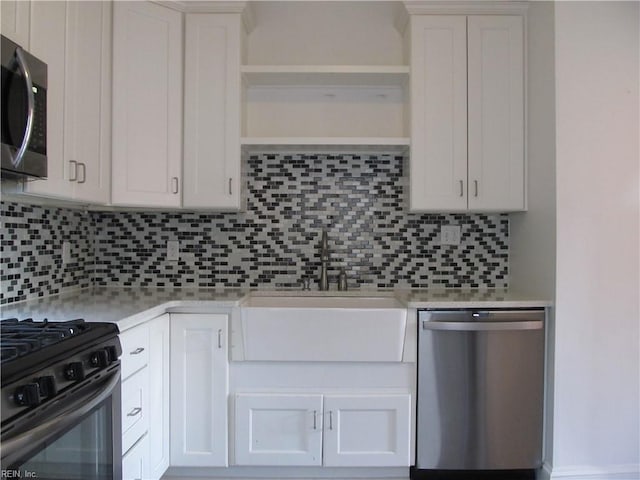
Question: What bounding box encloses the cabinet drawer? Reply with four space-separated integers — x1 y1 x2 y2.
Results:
120 324 149 380
122 367 149 455
122 434 147 480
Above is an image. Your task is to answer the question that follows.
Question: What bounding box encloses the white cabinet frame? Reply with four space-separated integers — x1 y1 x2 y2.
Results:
234 392 411 467
170 314 229 467
323 394 411 467
234 393 324 466
410 14 525 212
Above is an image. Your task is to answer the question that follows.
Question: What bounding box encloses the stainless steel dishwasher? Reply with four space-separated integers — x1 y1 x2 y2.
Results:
414 308 545 478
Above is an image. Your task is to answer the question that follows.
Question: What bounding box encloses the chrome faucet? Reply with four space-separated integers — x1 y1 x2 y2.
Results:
318 230 330 291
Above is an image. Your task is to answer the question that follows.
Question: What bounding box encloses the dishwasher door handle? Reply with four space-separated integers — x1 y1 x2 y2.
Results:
422 320 543 331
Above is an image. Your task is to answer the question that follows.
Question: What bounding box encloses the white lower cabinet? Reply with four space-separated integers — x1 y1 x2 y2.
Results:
122 434 147 480
148 314 170 479
121 367 149 456
235 394 324 466
170 314 229 467
323 394 411 467
119 323 150 480
234 393 411 467
120 314 170 480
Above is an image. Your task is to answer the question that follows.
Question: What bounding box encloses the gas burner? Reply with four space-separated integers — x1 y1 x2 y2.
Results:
1 318 120 390
0 319 89 364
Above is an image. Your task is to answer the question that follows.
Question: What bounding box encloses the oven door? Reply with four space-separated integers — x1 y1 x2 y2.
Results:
1 367 122 480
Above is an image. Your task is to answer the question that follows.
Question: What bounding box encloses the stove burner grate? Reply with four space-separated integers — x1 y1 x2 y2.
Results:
0 318 88 364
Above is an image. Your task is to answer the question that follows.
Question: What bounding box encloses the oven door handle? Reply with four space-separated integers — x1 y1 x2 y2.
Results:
9 46 36 169
1 368 120 463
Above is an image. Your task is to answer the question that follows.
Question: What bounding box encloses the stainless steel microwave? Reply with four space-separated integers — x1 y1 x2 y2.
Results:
1 34 47 179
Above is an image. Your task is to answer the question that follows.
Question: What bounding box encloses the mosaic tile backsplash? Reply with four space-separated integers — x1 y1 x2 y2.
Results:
1 153 509 305
1 202 94 305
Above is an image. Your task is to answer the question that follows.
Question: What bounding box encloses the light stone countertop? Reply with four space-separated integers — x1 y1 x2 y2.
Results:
0 287 552 332
0 287 249 331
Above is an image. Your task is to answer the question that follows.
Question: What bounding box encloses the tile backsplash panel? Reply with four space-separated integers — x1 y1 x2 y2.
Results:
1 153 509 305
1 202 94 305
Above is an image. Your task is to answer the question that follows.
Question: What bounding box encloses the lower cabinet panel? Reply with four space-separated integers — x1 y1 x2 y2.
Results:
121 367 149 455
122 434 147 480
234 393 411 467
170 314 229 467
235 394 324 466
323 394 411 467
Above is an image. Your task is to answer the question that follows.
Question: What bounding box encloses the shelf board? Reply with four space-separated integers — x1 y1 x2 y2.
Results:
241 137 410 153
241 65 410 87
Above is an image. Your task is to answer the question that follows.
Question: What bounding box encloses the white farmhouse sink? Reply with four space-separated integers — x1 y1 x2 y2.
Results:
240 294 407 362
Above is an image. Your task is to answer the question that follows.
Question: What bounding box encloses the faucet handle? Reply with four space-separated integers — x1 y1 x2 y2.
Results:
337 268 348 291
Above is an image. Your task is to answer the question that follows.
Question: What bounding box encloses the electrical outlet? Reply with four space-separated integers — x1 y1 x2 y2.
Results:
441 225 461 246
167 240 180 261
62 241 72 265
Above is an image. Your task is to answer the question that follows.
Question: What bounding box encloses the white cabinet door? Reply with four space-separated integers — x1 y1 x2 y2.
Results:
148 314 170 479
112 1 182 207
122 367 150 456
24 1 111 203
122 435 147 480
409 14 524 212
410 15 468 212
234 394 323 466
467 15 524 211
25 1 71 198
1 0 30 48
170 314 228 467
63 1 111 203
323 394 411 467
183 13 242 210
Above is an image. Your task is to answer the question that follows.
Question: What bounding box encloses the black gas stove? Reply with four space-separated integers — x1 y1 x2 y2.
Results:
1 318 123 479
1 318 121 423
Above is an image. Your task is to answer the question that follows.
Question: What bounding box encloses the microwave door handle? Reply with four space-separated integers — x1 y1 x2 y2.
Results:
10 47 35 169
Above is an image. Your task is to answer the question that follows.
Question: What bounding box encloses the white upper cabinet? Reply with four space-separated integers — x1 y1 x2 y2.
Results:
410 14 525 212
64 1 111 203
1 0 30 48
23 1 111 203
183 13 242 210
24 1 69 198
409 15 468 211
111 1 183 207
467 15 524 211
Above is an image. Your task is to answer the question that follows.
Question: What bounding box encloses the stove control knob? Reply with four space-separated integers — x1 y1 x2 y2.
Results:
90 349 110 368
14 383 41 407
37 376 57 398
64 362 85 381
